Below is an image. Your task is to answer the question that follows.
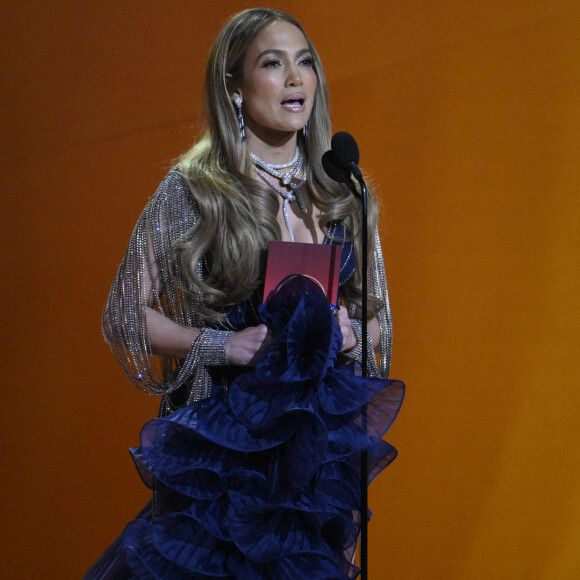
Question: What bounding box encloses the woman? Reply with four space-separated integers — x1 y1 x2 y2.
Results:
88 8 403 579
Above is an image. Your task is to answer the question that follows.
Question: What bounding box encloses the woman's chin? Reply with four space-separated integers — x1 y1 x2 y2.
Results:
246 127 302 147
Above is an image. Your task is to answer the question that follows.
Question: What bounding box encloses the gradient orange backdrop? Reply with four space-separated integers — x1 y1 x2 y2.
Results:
2 1 579 578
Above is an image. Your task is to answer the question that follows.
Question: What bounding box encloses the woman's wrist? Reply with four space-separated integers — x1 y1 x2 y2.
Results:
192 328 234 366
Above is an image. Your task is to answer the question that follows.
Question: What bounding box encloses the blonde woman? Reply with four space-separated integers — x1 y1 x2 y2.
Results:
87 8 403 579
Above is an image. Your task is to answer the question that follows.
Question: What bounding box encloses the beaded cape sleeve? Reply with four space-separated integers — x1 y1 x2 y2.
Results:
102 168 211 399
369 231 393 378
342 230 393 379
102 167 394 402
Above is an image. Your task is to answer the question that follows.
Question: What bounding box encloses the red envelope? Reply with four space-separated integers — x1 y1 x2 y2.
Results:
263 241 341 305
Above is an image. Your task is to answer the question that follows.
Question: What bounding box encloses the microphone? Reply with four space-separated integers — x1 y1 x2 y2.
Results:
323 130 371 579
322 131 363 183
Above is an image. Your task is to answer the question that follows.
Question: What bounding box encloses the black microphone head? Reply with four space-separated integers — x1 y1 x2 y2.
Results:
322 150 347 183
331 131 359 165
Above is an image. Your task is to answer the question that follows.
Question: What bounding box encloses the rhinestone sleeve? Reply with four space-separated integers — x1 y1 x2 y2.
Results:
345 231 393 378
102 168 210 398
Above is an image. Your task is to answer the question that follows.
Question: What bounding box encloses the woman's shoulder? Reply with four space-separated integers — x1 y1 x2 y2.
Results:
137 166 201 240
147 166 200 214
152 165 193 202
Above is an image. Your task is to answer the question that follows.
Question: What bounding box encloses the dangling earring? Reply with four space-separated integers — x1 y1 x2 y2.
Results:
234 95 246 143
302 121 309 139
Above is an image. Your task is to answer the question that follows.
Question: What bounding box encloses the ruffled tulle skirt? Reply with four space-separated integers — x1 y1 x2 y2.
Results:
85 276 404 579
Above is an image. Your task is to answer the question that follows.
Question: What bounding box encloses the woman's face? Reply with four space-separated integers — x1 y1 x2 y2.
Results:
233 20 317 145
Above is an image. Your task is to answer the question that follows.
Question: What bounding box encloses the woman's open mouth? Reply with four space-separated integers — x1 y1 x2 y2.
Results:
281 94 306 112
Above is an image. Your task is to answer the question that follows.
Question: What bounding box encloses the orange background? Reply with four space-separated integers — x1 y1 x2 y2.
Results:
2 1 579 578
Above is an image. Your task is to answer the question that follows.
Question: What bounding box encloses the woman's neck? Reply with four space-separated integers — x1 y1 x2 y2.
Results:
245 130 298 165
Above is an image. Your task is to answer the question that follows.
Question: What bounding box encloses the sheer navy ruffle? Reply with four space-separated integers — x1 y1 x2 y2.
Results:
116 276 404 579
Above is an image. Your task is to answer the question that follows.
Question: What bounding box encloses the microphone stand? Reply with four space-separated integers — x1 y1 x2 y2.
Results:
347 164 369 580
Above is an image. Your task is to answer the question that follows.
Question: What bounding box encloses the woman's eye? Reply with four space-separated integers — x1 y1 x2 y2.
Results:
263 59 281 68
299 57 314 67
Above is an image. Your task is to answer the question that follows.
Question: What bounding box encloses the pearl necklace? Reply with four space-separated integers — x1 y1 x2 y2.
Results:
251 148 308 242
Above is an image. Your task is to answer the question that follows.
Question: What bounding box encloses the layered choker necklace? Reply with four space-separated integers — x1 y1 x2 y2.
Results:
251 148 307 242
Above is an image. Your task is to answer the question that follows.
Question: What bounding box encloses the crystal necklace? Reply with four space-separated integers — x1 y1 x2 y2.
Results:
251 148 308 242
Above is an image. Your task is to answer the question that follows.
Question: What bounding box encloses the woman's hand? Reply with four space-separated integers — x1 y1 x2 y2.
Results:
335 307 357 352
226 324 272 366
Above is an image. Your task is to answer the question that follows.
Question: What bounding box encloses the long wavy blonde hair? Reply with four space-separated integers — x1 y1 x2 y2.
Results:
176 8 379 320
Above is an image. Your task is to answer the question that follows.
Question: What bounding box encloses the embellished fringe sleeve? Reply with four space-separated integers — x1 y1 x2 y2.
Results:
370 231 393 378
102 168 207 396
345 231 393 379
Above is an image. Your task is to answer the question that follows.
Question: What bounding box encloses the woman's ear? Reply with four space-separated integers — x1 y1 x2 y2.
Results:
225 73 239 101
226 73 243 102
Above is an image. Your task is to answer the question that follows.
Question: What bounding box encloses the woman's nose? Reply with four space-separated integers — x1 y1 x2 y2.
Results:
285 64 303 87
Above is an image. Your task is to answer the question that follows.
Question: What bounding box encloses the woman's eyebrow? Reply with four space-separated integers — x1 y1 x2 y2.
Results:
255 47 311 61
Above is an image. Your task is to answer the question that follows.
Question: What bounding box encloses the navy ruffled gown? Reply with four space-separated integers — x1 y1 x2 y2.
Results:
86 273 404 579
